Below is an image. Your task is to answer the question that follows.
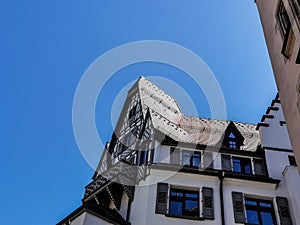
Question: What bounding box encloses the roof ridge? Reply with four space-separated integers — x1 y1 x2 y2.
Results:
182 115 257 126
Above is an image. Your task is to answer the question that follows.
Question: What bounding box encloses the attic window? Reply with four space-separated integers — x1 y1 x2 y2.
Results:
223 122 244 150
228 133 239 149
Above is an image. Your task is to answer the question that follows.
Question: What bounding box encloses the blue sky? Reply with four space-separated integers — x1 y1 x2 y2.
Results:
0 1 276 225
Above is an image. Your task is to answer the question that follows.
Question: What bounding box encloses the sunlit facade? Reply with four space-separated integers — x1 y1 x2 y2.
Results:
57 77 299 225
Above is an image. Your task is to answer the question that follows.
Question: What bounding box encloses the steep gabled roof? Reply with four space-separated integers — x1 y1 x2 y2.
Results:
134 76 260 151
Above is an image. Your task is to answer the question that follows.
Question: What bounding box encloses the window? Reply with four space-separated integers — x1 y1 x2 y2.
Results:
156 183 214 220
245 198 277 225
138 149 147 166
229 140 237 149
288 155 297 166
232 157 252 174
232 192 293 225
222 122 244 149
288 0 300 28
276 197 293 225
228 132 238 149
169 188 199 217
222 154 266 176
169 147 214 169
278 1 294 58
183 150 201 168
278 1 291 36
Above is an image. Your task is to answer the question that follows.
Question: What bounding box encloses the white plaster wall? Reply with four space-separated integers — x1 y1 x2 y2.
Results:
213 153 222 170
283 166 300 223
265 149 294 179
260 104 292 149
119 192 129 219
153 143 170 164
130 169 220 225
84 213 112 225
70 212 112 225
128 169 288 225
70 213 85 225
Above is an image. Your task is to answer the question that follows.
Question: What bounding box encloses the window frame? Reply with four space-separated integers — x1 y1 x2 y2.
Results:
278 1 291 37
182 150 201 168
169 147 214 169
222 154 266 176
277 0 295 58
288 155 297 166
232 156 252 175
244 197 277 225
169 188 200 218
155 184 214 220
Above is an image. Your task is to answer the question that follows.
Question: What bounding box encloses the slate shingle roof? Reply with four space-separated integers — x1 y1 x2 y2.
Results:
136 76 260 151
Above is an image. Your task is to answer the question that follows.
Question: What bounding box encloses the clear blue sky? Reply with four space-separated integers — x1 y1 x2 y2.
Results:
0 1 276 225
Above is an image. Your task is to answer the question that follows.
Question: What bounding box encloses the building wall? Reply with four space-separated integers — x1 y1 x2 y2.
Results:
283 166 300 222
70 212 112 225
265 150 294 179
70 213 85 225
83 213 112 225
130 170 220 225
129 169 288 225
256 0 300 169
260 103 292 150
258 96 299 224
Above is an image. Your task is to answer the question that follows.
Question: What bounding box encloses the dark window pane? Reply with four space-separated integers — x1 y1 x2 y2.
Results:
245 198 276 225
260 202 272 208
261 212 275 225
171 191 183 197
229 132 235 138
183 151 201 167
246 209 259 224
245 200 257 206
193 155 201 167
170 201 182 216
139 150 147 165
186 193 198 198
233 159 242 172
185 200 198 212
230 141 237 149
244 164 251 174
170 189 199 217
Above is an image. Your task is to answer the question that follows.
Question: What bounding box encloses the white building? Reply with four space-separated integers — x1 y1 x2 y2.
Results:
58 77 299 225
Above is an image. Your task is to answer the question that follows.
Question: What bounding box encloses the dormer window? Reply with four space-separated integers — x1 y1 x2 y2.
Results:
223 122 244 149
228 133 237 149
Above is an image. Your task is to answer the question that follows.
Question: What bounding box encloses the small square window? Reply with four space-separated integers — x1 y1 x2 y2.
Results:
288 155 297 166
229 141 237 149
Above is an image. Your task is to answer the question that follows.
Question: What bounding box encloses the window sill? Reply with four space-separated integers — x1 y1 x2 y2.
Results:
165 214 206 221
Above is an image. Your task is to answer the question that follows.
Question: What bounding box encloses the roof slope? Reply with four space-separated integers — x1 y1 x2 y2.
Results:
135 76 260 151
